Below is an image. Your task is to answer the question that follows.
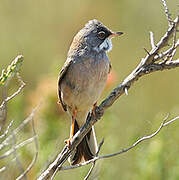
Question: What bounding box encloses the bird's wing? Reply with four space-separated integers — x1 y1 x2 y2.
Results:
109 62 112 73
58 58 73 111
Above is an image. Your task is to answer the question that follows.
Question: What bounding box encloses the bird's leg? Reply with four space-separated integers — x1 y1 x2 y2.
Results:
92 102 104 119
65 109 77 147
92 102 97 116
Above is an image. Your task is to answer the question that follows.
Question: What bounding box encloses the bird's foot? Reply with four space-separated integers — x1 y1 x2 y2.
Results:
92 102 97 116
64 138 72 148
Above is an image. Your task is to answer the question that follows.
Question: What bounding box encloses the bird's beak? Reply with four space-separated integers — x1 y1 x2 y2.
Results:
109 31 124 38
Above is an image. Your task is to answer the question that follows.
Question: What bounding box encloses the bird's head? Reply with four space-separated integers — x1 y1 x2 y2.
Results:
68 19 123 55
83 19 123 52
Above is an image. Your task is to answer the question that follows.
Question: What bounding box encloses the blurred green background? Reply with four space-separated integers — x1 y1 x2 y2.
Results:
0 0 179 179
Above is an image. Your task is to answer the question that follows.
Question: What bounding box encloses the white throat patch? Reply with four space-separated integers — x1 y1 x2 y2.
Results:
99 38 112 52
94 38 113 53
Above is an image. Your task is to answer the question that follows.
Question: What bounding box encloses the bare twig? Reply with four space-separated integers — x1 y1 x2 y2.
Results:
0 157 17 173
0 106 39 180
0 86 8 130
0 106 39 151
11 130 27 180
154 39 179 61
161 0 173 25
37 5 179 180
0 120 14 139
0 73 25 110
0 72 25 131
61 115 179 171
163 115 179 126
0 136 36 160
84 139 104 180
150 31 156 49
0 55 39 179
16 114 39 180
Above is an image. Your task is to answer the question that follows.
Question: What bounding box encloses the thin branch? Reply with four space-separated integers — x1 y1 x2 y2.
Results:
0 120 14 139
154 39 179 61
163 116 179 126
0 72 25 131
11 130 27 180
161 0 173 25
150 31 156 49
144 48 150 55
0 86 8 130
0 106 39 151
0 55 39 179
84 139 104 180
0 157 17 173
61 115 179 171
16 115 39 180
0 73 25 110
0 136 36 160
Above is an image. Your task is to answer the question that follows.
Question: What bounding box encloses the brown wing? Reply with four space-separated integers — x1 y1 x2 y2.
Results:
109 62 112 73
58 58 73 111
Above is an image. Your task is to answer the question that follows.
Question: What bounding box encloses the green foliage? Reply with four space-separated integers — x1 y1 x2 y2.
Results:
0 55 23 86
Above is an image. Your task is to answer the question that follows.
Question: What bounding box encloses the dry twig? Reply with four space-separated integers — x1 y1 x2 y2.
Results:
16 113 39 180
0 157 17 173
0 136 36 160
84 139 104 180
0 55 39 179
0 106 38 151
0 120 14 139
11 130 27 180
0 73 25 110
161 0 173 25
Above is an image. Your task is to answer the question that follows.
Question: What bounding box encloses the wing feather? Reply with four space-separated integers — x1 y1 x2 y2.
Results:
58 58 73 111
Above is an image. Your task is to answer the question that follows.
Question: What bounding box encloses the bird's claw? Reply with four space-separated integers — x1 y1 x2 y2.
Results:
64 138 72 148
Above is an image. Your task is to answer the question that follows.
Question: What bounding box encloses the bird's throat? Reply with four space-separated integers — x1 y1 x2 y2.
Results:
99 38 113 52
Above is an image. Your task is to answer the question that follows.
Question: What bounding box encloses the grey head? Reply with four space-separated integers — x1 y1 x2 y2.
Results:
68 19 123 56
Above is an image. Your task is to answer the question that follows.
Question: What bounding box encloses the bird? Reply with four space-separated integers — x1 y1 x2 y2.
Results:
58 19 123 165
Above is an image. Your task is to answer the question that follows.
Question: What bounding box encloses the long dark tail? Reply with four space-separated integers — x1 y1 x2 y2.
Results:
69 120 97 165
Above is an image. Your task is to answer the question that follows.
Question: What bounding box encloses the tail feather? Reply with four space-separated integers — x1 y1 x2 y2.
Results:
69 120 97 165
84 126 98 161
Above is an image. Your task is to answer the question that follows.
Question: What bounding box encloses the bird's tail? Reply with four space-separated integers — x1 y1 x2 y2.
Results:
68 120 98 165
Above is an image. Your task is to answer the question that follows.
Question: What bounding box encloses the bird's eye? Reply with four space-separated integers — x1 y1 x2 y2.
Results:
97 31 106 40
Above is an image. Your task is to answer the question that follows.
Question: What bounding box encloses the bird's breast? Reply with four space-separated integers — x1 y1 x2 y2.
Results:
61 53 110 111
